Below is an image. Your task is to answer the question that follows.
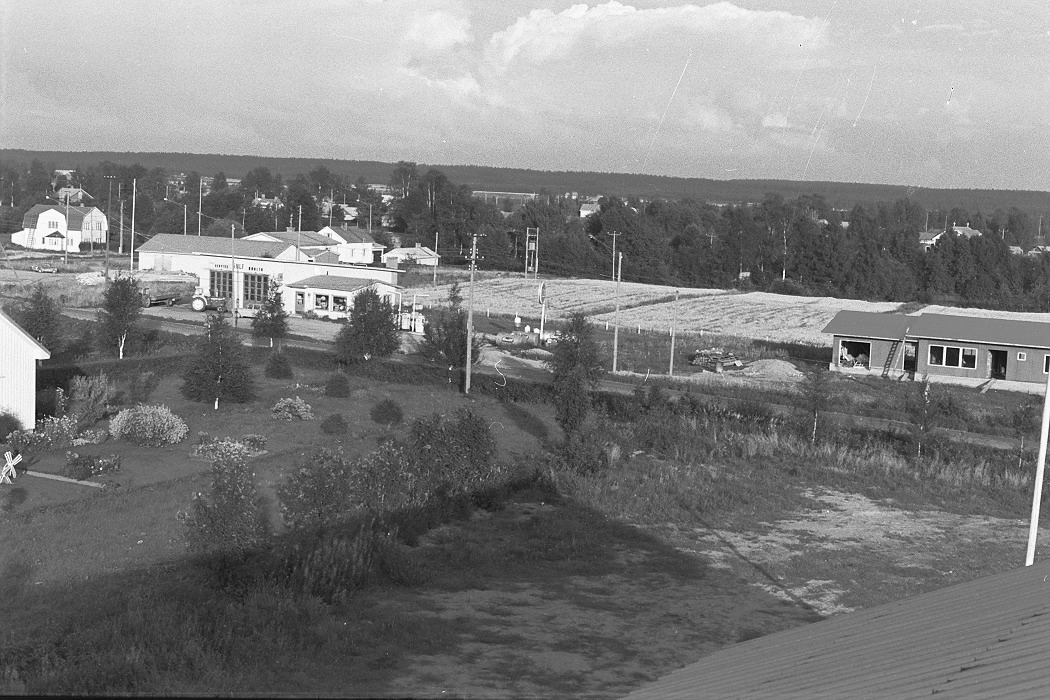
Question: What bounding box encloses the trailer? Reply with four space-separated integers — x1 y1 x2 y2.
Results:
140 287 182 307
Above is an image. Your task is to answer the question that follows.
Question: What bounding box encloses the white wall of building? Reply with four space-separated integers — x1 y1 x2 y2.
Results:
281 281 401 320
11 208 108 250
0 312 50 431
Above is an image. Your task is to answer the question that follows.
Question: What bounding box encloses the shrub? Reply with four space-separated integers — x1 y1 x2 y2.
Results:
277 447 356 530
243 434 267 452
181 445 269 561
67 374 116 428
128 370 160 404
0 411 22 442
321 413 347 435
109 404 189 447
64 451 122 480
191 438 253 462
325 372 351 398
264 352 294 380
370 398 404 427
28 415 80 451
72 429 109 446
271 397 314 421
406 408 497 497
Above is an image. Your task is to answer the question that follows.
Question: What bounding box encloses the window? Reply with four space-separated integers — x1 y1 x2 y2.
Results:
316 294 329 311
1044 355 1050 374
929 344 977 369
210 270 232 301
333 296 347 312
838 340 871 367
1019 352 1027 361
243 273 269 304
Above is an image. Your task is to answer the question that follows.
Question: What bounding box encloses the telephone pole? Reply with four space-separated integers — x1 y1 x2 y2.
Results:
464 232 482 395
432 228 441 285
612 252 623 372
129 178 137 272
669 289 680 377
607 230 620 280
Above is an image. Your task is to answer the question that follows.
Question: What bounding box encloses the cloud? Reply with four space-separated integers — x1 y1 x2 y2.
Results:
404 10 472 53
486 1 827 68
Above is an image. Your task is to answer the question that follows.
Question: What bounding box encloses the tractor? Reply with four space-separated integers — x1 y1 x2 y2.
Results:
190 287 227 313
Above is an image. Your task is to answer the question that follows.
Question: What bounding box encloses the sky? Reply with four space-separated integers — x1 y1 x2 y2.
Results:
2 1 1049 191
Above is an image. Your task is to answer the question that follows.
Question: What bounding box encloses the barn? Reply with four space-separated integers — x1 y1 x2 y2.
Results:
0 308 51 431
824 310 1050 387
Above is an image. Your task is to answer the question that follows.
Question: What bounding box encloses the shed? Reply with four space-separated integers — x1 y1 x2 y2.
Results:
0 308 51 431
823 310 1050 386
283 274 401 319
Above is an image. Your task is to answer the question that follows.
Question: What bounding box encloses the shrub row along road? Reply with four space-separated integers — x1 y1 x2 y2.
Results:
60 306 1023 452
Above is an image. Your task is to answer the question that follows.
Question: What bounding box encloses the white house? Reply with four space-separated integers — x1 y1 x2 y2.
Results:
0 308 51 431
12 204 109 251
54 187 93 205
135 233 402 315
920 225 983 253
381 243 440 267
283 275 402 319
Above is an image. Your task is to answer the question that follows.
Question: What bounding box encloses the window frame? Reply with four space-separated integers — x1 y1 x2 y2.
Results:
928 343 977 370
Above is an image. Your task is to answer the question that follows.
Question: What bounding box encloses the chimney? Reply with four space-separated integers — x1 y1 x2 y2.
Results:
415 242 421 248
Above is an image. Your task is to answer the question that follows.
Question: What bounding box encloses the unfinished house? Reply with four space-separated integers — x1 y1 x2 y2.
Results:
823 310 1050 388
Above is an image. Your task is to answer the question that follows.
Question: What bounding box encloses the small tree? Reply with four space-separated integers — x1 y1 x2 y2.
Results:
546 314 605 436
1013 398 1041 471
13 286 63 353
800 366 831 445
334 288 400 363
420 307 482 369
181 313 257 408
183 443 269 559
906 375 938 462
251 286 288 348
97 275 143 359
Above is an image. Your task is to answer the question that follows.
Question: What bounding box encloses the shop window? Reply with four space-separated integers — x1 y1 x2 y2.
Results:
333 296 347 312
316 294 329 311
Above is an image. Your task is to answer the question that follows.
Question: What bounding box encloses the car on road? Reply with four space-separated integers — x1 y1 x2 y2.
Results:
32 265 57 274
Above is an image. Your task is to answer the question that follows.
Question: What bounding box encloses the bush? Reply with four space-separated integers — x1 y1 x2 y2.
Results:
264 352 294 380
271 397 314 421
181 445 269 563
109 404 189 447
64 451 122 480
191 438 253 462
18 415 80 452
67 374 116 428
243 434 267 452
406 408 498 497
0 412 22 442
325 372 351 397
370 399 403 427
277 447 356 530
320 413 347 435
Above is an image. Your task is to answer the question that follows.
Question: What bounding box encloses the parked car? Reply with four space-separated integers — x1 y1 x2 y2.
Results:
31 265 57 274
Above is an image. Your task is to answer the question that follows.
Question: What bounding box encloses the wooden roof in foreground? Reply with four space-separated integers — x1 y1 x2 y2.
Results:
823 310 1050 349
626 559 1050 699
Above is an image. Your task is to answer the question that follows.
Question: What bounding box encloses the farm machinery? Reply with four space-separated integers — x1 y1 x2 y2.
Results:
689 348 746 373
190 287 228 313
140 286 183 307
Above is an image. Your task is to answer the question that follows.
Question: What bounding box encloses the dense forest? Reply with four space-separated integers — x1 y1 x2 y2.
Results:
3 154 1050 312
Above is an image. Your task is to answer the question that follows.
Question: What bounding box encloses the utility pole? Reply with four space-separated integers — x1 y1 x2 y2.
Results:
668 289 680 377
104 176 114 277
198 177 203 236
464 232 481 395
231 223 238 327
607 230 621 280
612 252 623 372
432 228 440 285
63 196 69 266
130 178 137 273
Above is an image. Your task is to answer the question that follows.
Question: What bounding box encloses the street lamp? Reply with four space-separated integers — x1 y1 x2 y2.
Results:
164 198 188 235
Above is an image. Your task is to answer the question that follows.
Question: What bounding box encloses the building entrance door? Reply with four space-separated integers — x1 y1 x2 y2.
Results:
295 292 305 314
989 349 1007 379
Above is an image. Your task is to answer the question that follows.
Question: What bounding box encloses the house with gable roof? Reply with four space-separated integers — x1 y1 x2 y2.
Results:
12 204 108 251
381 243 439 267
243 225 384 265
0 308 51 431
283 274 401 319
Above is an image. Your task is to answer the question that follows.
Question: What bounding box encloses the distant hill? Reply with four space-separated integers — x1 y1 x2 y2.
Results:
3 149 1048 213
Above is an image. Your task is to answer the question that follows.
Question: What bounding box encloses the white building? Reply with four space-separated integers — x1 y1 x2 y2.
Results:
135 233 402 315
243 225 384 265
381 243 440 267
284 275 402 319
12 204 109 251
0 308 51 431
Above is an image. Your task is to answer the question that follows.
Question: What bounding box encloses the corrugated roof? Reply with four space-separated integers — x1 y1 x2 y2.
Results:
821 310 912 340
626 559 1050 699
285 275 390 293
136 233 291 258
21 204 99 231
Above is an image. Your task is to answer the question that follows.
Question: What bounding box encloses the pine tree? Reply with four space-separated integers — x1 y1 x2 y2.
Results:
13 286 63 353
419 282 481 369
334 287 399 363
96 275 143 359
251 286 288 348
181 313 257 408
546 314 605 435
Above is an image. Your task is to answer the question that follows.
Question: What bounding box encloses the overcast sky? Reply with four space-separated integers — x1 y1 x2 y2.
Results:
2 1 1048 191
